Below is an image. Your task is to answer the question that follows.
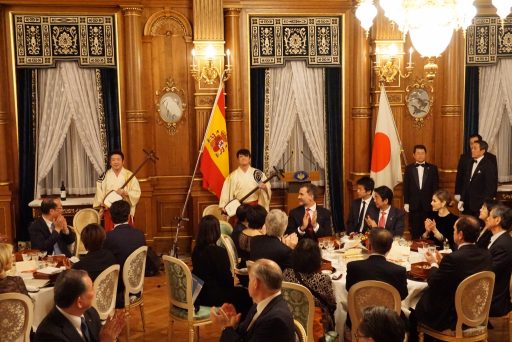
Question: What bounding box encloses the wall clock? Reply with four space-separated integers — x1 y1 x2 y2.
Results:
155 78 186 135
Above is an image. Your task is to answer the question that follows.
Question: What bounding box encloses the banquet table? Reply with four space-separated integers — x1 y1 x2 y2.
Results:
28 286 55 330
324 249 429 341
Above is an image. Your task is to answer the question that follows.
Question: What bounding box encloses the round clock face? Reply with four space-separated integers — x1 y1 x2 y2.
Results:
407 88 430 119
159 92 184 123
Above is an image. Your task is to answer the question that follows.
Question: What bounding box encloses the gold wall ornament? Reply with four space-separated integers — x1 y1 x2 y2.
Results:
373 42 414 84
405 78 433 128
155 78 186 135
190 44 231 85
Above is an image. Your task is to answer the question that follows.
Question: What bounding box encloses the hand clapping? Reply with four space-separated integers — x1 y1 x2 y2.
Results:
99 309 127 342
210 303 241 329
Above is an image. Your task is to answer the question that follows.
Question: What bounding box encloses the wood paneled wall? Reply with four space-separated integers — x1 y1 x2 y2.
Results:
0 0 470 251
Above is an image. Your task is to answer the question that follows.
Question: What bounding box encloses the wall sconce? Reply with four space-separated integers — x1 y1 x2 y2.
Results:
190 44 232 85
373 44 414 83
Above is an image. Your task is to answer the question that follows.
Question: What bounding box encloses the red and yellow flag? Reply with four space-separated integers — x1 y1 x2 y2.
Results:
200 84 230 198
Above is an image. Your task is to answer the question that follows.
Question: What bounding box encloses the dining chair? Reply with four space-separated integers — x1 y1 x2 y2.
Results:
162 255 212 342
123 246 148 341
219 220 233 236
418 271 495 342
0 292 34 342
92 264 120 320
202 204 225 221
294 319 307 342
218 234 247 277
281 281 315 342
72 208 101 256
347 280 401 342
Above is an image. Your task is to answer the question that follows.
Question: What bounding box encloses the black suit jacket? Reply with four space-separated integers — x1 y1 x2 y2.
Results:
346 198 379 234
403 162 439 212
72 248 118 282
455 152 497 196
367 206 405 236
488 232 512 317
35 307 102 342
459 154 498 213
250 235 292 271
220 295 295 342
29 218 76 257
286 205 332 238
415 244 492 331
346 255 408 300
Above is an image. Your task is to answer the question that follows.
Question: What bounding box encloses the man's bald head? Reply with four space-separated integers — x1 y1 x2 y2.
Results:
249 259 283 291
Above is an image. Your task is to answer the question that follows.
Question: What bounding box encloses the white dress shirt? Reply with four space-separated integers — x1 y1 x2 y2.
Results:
487 230 507 249
358 197 372 232
297 203 320 235
470 155 484 180
247 291 281 331
416 162 425 189
56 306 84 338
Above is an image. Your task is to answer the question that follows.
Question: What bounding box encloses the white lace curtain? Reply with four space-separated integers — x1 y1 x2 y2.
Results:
264 61 326 188
479 59 512 182
36 61 105 196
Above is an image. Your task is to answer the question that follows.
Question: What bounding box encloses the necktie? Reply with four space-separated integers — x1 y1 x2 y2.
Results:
357 201 366 232
305 208 315 239
81 316 91 342
378 211 387 228
473 159 478 163
51 223 62 255
415 163 424 167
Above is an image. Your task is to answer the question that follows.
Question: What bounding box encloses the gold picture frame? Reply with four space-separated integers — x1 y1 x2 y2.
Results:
155 78 186 135
405 78 433 128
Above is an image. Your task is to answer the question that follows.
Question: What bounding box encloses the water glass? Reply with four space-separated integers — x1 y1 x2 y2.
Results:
428 245 437 255
21 253 30 261
318 241 325 250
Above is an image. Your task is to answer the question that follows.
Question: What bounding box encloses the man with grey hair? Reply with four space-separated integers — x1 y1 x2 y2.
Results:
250 209 296 270
210 259 295 341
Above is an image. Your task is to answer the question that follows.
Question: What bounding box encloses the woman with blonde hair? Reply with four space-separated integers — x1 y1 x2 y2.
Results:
423 189 458 249
0 243 29 295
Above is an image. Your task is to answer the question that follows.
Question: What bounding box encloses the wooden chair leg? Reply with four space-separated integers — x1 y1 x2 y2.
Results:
139 303 146 332
418 331 424 342
188 324 194 342
125 315 131 342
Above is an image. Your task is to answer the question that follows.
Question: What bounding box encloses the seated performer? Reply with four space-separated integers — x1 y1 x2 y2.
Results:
219 149 271 214
286 183 332 240
93 150 141 232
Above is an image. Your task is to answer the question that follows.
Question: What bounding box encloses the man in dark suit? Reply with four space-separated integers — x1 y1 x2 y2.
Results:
414 215 492 331
35 269 125 342
346 228 408 299
210 259 295 342
251 209 294 271
458 140 498 216
365 186 405 236
346 176 379 234
486 204 512 317
403 145 439 239
286 183 332 239
103 200 146 308
29 197 76 257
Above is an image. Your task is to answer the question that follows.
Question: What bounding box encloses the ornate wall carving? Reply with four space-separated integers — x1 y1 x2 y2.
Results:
467 16 512 65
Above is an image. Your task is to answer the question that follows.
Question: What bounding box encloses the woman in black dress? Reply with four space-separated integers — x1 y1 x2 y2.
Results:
423 189 458 249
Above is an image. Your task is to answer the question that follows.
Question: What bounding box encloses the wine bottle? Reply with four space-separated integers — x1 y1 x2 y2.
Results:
60 181 66 201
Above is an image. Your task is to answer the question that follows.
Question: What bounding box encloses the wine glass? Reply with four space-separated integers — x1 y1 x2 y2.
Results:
326 240 335 257
38 251 47 259
22 253 30 261
318 240 325 250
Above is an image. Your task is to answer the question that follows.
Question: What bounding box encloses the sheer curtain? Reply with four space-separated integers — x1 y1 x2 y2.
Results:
264 61 326 189
36 61 106 197
479 59 512 182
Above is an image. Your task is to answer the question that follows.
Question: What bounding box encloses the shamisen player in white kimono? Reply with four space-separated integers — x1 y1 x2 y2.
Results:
93 150 141 232
219 149 271 217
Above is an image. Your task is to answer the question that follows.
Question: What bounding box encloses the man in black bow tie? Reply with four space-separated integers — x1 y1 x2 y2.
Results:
403 145 439 239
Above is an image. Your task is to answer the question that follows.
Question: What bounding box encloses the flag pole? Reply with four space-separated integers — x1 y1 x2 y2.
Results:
171 72 226 257
379 82 408 167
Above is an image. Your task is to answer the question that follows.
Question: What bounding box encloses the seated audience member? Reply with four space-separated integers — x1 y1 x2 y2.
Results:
346 176 379 234
286 183 332 240
29 197 76 257
238 205 267 260
346 228 408 300
486 204 512 317
365 186 404 236
35 269 126 342
0 243 28 296
283 238 336 339
231 204 249 258
192 215 251 317
210 259 295 342
72 223 117 281
476 198 499 249
414 216 492 332
251 209 296 270
356 306 406 342
422 189 458 249
103 200 146 308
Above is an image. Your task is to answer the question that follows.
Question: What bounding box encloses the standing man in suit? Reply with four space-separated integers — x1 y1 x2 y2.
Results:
35 269 126 342
210 259 295 342
458 140 498 216
103 200 146 308
286 183 332 239
486 204 512 317
346 176 379 234
365 186 405 236
346 228 408 299
414 216 492 332
29 197 76 257
403 145 439 239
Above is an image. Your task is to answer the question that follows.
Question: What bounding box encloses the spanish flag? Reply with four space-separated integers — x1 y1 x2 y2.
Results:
200 84 230 198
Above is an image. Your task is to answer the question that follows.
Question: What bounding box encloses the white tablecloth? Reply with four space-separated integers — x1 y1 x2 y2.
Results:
28 287 54 330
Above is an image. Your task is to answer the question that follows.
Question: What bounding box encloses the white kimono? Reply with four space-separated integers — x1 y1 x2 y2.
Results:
92 167 141 217
219 166 271 211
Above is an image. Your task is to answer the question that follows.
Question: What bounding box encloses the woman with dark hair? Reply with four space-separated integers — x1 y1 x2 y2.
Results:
231 204 249 257
357 306 405 342
283 238 335 340
476 198 499 249
72 223 117 281
422 189 458 249
192 215 251 316
238 205 267 260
